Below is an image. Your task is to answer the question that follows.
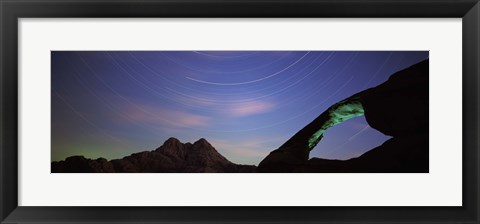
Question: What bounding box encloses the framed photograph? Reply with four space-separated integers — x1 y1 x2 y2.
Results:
1 0 479 223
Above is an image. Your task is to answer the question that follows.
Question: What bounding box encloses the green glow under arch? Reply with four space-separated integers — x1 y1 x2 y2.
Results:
308 97 365 149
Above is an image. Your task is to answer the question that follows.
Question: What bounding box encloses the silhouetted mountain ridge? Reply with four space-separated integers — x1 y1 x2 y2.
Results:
52 138 256 173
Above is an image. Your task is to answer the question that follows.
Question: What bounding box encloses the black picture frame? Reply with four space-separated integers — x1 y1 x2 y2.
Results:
1 0 479 223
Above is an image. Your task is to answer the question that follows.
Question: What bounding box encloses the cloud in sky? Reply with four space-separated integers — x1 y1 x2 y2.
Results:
224 100 275 117
123 103 211 128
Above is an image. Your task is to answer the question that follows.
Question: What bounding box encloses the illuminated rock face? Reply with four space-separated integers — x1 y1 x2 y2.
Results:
308 96 364 149
257 59 429 173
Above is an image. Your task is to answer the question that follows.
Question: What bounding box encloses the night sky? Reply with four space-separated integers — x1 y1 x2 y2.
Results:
51 51 428 165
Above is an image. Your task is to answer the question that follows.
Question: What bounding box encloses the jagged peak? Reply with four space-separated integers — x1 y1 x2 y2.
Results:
193 138 212 147
162 137 212 146
164 137 181 144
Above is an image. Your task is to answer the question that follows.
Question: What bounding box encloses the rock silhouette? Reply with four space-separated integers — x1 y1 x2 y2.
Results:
51 138 256 173
257 59 429 173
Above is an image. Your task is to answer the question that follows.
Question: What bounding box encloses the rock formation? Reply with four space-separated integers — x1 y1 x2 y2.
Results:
52 138 256 173
257 59 429 173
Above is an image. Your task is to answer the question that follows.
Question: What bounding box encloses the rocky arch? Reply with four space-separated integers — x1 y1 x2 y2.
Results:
257 59 429 173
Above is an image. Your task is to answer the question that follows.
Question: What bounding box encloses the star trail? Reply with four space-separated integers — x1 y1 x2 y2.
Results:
51 51 428 165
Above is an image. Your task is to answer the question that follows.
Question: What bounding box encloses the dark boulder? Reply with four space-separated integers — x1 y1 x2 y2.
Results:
360 60 428 137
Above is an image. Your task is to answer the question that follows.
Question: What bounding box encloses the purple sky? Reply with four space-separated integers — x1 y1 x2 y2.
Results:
51 51 428 165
